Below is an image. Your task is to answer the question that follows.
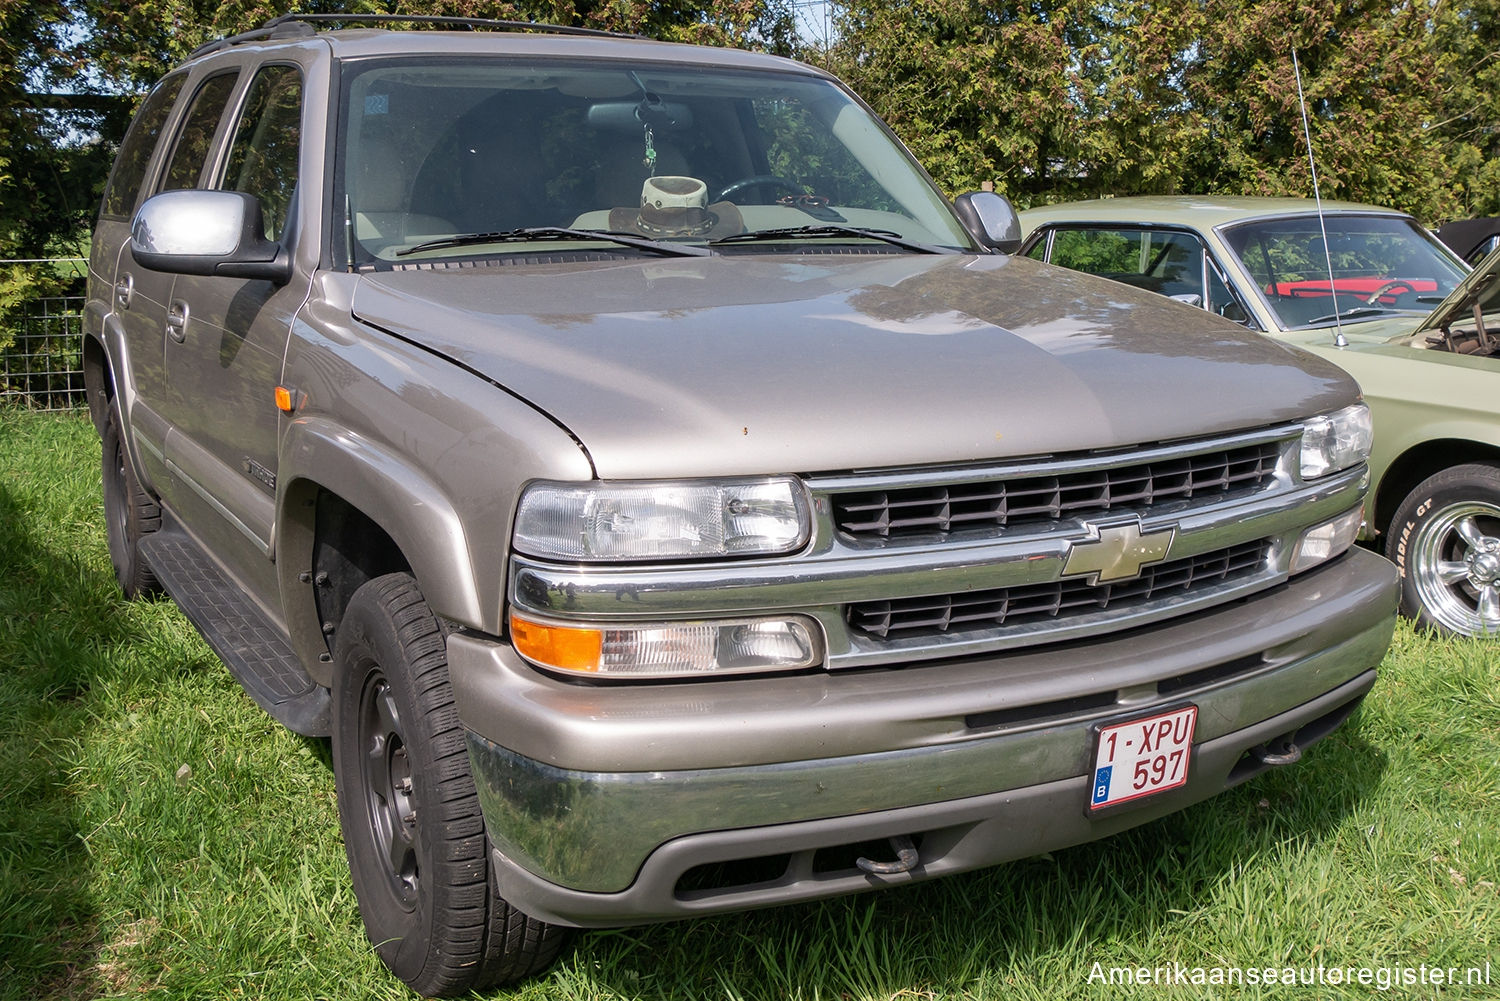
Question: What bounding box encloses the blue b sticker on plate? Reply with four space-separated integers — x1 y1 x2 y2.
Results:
1091 765 1113 806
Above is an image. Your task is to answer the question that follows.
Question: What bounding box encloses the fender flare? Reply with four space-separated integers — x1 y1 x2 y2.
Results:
276 416 486 685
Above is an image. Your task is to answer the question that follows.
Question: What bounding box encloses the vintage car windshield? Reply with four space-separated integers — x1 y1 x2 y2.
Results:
1220 214 1467 330
335 58 973 264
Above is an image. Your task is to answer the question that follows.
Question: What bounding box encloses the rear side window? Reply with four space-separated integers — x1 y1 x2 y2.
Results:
221 65 303 242
99 74 186 219
160 72 240 192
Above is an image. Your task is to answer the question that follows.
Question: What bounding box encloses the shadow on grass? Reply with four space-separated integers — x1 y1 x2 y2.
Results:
567 712 1388 998
0 471 164 1001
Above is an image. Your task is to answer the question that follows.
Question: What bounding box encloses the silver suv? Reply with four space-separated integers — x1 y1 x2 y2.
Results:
86 15 1399 995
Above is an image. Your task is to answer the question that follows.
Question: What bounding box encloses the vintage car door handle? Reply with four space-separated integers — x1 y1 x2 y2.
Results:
114 273 134 311
165 299 190 342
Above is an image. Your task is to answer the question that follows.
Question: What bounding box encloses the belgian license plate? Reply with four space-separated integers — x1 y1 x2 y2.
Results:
1089 705 1197 812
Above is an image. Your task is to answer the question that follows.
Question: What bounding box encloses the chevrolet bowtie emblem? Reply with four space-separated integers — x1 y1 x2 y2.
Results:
1061 520 1176 583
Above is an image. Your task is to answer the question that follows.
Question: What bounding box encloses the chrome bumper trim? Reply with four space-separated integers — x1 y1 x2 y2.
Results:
486 668 1376 927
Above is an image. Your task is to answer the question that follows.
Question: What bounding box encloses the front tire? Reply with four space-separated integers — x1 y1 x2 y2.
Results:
100 405 161 598
331 574 567 996
1386 463 1500 638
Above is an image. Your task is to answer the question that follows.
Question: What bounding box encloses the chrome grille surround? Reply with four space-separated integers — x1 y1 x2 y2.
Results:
509 423 1370 669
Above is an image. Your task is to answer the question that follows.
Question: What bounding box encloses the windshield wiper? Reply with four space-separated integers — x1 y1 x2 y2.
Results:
710 225 952 255
1305 306 1393 325
396 226 711 258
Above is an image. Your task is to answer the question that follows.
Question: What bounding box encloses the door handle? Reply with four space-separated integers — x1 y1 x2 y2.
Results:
166 299 189 343
114 273 134 311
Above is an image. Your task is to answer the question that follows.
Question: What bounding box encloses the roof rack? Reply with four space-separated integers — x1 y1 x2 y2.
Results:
190 12 646 57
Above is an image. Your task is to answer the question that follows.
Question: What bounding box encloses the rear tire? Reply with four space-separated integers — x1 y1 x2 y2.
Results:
100 405 161 598
1386 463 1500 638
331 573 568 996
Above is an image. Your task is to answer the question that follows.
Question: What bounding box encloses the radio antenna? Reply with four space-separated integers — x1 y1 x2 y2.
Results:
1292 47 1347 347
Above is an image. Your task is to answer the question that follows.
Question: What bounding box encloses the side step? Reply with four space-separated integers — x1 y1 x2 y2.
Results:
139 531 331 736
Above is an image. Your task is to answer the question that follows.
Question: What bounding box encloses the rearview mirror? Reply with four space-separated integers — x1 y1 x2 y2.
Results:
953 191 1022 254
131 190 291 284
587 99 694 133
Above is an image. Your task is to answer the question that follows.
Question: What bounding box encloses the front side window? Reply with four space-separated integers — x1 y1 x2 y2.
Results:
1043 227 1209 305
1221 214 1467 330
221 65 303 241
335 58 974 264
160 72 240 192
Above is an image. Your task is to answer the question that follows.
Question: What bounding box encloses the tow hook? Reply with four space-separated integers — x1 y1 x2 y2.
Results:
856 835 920 875
1252 735 1303 766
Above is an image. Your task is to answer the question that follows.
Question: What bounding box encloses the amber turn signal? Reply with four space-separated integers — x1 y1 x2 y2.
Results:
509 613 603 673
274 385 295 412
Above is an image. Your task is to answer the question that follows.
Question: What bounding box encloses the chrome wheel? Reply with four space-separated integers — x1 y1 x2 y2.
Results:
1409 502 1500 636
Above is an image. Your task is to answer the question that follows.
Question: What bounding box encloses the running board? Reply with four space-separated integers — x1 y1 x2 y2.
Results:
139 531 331 736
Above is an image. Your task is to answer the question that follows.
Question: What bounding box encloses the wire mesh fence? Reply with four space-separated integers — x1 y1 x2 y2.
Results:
1 259 88 411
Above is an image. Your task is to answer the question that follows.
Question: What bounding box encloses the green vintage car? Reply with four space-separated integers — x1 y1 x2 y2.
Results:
1020 196 1500 638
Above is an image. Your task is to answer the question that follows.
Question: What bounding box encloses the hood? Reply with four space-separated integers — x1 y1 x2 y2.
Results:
1412 243 1500 340
350 253 1357 479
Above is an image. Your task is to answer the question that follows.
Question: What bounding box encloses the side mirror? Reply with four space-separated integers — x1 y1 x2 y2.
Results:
131 190 291 284
953 191 1022 254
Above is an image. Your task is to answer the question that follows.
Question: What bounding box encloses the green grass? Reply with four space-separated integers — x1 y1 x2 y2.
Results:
2 408 1496 1000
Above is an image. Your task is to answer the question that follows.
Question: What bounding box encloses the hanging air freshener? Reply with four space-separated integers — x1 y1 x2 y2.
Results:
642 124 657 175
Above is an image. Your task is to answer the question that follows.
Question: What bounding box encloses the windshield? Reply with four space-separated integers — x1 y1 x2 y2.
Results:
1219 214 1467 330
335 58 973 265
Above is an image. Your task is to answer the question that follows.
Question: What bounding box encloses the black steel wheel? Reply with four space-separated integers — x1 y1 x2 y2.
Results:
100 405 161 598
331 573 568 996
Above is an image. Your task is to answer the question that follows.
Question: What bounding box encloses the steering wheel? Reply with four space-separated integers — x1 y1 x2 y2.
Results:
714 175 803 204
1364 279 1416 305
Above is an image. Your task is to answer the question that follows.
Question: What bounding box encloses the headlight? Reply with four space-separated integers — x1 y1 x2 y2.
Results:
513 478 810 561
1299 403 1373 479
510 612 821 678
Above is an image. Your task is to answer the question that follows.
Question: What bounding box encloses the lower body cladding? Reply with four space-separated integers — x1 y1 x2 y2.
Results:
450 549 1398 928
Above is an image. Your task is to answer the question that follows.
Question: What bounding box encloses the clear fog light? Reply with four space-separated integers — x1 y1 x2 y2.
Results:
1290 505 1364 574
510 612 821 678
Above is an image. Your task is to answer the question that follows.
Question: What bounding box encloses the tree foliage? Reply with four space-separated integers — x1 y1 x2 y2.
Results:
4 0 1500 274
820 0 1500 223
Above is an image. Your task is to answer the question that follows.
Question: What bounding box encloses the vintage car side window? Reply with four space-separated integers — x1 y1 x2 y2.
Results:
99 74 186 219
160 72 240 192
1049 227 1207 304
221 65 303 241
1050 228 1127 270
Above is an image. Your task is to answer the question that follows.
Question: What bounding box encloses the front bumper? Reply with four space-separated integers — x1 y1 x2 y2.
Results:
451 548 1397 926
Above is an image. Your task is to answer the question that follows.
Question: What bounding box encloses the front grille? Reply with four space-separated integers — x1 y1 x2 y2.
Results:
832 440 1282 542
848 539 1271 639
